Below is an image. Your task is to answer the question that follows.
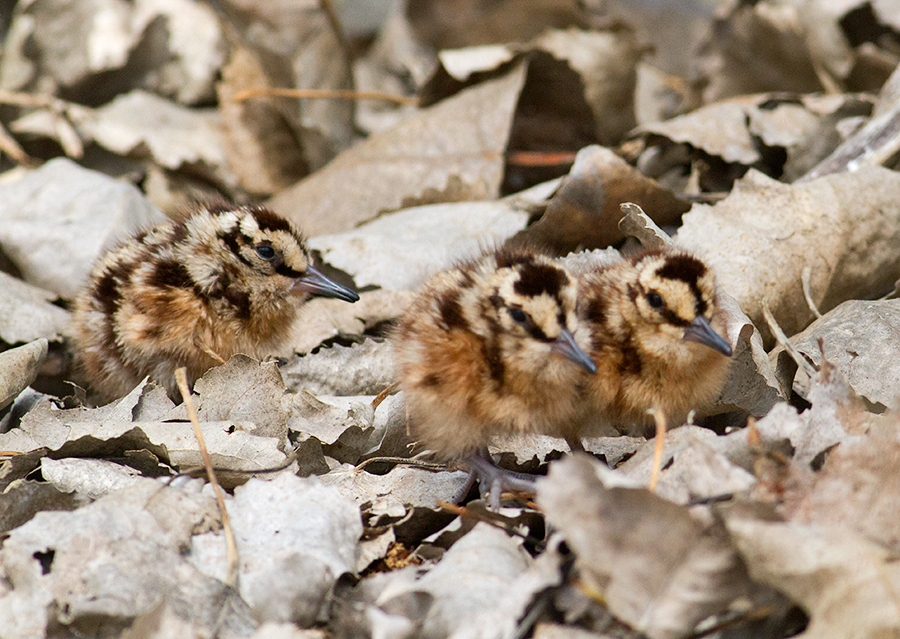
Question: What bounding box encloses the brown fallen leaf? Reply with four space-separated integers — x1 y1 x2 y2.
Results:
539 454 754 639
505 146 690 255
267 65 527 237
676 166 900 345
217 44 308 196
725 514 900 639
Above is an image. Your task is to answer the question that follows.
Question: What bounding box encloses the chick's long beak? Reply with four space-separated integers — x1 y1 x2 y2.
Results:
293 265 360 303
551 328 598 375
683 316 732 357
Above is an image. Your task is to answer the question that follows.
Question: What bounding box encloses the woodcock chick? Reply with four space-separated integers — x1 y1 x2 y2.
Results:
575 246 732 441
71 203 359 402
394 249 597 505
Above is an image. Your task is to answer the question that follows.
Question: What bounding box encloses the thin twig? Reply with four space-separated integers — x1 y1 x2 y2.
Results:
800 266 822 319
232 87 418 106
648 408 667 492
175 367 239 589
371 382 400 409
762 303 818 379
0 118 38 167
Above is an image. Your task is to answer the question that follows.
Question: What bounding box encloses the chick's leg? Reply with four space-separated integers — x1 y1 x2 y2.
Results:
461 449 538 510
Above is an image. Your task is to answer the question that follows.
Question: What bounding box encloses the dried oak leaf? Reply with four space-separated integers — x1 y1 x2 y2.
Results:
190 473 362 625
538 455 754 639
506 145 690 255
781 419 900 553
725 514 900 639
0 158 165 299
268 65 527 237
778 299 900 410
676 166 900 346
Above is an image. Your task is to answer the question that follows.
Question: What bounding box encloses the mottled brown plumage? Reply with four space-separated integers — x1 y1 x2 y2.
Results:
70 204 358 402
576 246 732 439
394 249 596 502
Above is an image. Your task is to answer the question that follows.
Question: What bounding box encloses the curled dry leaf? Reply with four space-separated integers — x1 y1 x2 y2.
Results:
288 393 375 465
724 515 900 639
0 273 70 345
190 473 362 625
307 201 529 291
0 481 247 638
506 145 690 255
268 65 527 237
538 455 754 639
676 166 900 345
782 419 900 553
776 299 900 410
0 0 225 105
0 339 47 412
0 158 165 298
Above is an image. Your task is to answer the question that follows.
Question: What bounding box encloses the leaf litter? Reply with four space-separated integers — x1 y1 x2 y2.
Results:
1 0 900 637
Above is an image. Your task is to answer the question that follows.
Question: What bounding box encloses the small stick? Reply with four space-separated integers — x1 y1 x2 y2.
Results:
371 382 400 409
801 266 822 319
232 87 418 107
648 408 667 492
175 368 239 589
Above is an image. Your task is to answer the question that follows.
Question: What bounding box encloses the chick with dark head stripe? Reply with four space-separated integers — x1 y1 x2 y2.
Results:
575 246 732 440
70 204 358 402
394 248 596 506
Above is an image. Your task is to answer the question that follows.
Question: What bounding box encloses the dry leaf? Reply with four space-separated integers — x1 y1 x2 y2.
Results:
0 274 70 345
0 158 165 298
216 44 308 195
778 299 900 409
0 339 47 411
267 65 527 237
0 0 225 104
281 339 394 397
676 167 900 345
306 201 529 292
506 145 690 255
190 473 361 625
725 515 900 639
782 419 900 553
539 455 753 639
0 481 247 637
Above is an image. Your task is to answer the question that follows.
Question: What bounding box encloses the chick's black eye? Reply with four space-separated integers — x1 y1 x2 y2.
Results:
509 308 528 324
646 292 664 309
255 245 276 260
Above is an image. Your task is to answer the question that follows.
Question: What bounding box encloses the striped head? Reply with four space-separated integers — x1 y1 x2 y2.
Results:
614 248 731 359
174 205 359 304
438 250 597 380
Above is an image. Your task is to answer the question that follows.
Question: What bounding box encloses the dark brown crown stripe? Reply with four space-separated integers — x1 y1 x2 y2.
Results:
656 254 709 315
438 290 468 331
513 262 566 298
251 207 294 234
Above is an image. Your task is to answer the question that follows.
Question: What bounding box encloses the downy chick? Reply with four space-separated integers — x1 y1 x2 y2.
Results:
576 246 732 440
394 249 597 503
71 203 359 402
